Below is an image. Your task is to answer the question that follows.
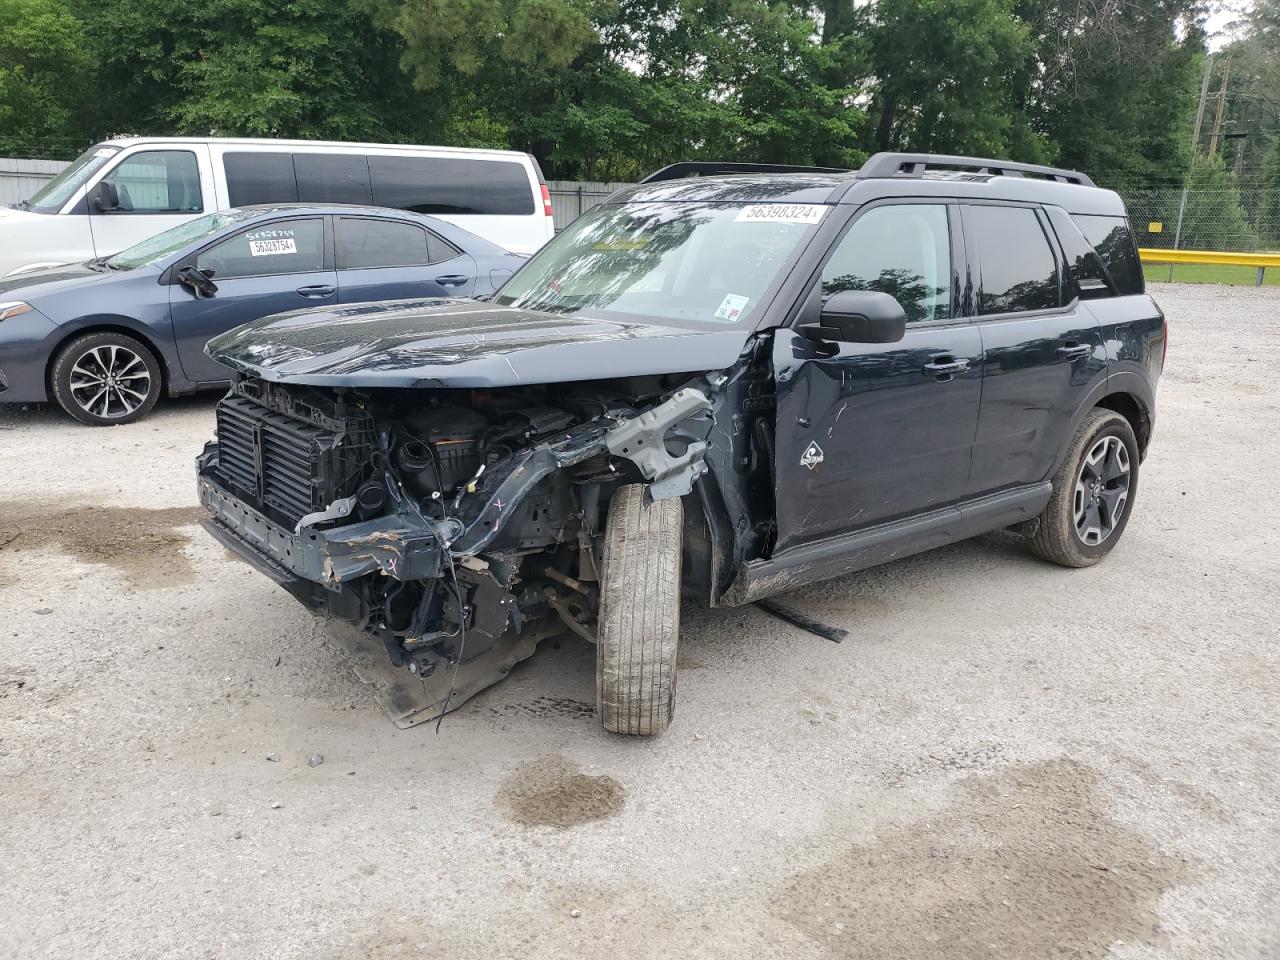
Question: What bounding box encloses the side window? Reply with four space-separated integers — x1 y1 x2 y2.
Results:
1045 207 1109 294
1073 214 1144 296
337 218 430 269
821 204 951 323
427 231 462 263
102 151 203 214
966 205 1060 314
293 154 372 205
369 156 536 215
224 152 298 206
196 219 325 280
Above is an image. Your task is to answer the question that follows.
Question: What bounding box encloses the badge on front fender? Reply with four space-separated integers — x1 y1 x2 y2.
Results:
801 442 824 470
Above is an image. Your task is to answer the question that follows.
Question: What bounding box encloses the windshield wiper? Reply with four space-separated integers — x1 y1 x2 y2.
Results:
10 200 31 211
85 257 112 273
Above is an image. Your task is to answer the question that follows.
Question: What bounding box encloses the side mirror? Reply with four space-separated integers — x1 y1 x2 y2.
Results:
92 181 119 213
177 265 218 299
800 290 907 344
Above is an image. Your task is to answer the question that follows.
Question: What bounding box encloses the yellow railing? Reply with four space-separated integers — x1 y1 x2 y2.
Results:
1139 247 1280 285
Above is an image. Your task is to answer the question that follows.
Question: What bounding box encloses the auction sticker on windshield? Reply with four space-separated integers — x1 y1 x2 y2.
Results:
735 204 827 225
715 294 750 321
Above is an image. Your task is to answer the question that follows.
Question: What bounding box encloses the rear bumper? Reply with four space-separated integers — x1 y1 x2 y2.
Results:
197 443 445 589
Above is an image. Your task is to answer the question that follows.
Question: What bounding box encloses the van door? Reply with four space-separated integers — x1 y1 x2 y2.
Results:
88 147 212 258
772 201 982 554
961 203 1106 496
334 216 476 303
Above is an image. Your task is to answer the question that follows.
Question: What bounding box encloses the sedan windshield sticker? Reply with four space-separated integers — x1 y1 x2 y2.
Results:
735 204 827 225
247 228 297 257
714 293 750 321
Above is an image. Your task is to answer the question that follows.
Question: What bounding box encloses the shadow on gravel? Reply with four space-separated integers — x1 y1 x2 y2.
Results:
0 501 205 589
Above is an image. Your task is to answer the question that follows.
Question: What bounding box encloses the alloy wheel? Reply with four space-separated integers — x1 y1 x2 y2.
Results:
1073 434 1130 546
68 345 153 420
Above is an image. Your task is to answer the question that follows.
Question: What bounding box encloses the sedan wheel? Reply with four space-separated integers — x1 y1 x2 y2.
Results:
52 332 162 426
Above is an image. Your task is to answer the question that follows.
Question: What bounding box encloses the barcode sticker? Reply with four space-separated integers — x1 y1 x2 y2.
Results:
249 238 297 257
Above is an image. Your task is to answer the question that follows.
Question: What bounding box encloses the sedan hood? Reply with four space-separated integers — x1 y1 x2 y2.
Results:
206 299 753 388
0 261 111 298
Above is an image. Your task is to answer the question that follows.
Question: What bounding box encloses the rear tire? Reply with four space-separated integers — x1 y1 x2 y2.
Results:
596 484 682 737
51 331 162 426
1030 408 1139 568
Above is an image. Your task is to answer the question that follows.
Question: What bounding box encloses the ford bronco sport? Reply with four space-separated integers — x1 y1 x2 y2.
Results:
197 153 1166 736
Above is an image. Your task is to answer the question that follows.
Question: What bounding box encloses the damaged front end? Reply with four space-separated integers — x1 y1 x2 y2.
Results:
197 373 718 724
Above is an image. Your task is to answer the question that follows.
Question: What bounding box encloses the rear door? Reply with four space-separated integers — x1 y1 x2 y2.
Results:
772 201 983 553
168 216 335 383
334 216 476 303
961 203 1106 496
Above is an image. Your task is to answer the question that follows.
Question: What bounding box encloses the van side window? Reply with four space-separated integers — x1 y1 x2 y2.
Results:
224 153 299 206
1072 215 1144 296
966 205 1059 314
294 154 372 205
197 218 325 280
369 157 535 216
821 204 951 323
102 151 203 214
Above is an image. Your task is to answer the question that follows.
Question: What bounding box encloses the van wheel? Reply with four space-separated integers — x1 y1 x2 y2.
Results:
1030 408 1139 568
596 484 682 737
51 332 162 426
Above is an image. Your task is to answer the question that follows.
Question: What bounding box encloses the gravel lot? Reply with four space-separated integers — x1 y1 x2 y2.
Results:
1 282 1277 960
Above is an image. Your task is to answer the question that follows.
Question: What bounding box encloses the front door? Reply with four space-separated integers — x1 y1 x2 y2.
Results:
88 149 208 257
335 216 476 303
960 203 1106 495
169 216 335 383
772 202 982 554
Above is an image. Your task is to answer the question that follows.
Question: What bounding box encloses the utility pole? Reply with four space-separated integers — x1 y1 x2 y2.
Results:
1208 57 1232 156
1171 55 1216 280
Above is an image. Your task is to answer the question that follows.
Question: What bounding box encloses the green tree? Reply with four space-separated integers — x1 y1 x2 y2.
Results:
1179 152 1259 250
867 0 1037 157
79 0 433 142
0 0 95 157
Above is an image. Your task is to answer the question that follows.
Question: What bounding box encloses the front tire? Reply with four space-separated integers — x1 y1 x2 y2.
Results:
51 332 162 426
1030 408 1139 568
596 484 682 737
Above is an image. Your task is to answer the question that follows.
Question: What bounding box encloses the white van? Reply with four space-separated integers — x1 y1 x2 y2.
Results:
0 138 555 277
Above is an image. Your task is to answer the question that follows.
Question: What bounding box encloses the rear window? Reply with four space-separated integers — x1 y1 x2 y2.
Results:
965 205 1060 314
369 156 535 216
1072 215 1144 296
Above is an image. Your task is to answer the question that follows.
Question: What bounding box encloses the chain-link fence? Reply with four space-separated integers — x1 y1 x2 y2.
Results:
1104 177 1280 254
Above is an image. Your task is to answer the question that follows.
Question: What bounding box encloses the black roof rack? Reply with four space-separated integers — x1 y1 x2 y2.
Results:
639 161 851 184
855 152 1095 188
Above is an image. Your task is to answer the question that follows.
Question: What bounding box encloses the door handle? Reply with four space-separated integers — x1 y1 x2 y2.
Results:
296 284 335 298
1057 342 1091 361
434 275 470 287
923 356 970 380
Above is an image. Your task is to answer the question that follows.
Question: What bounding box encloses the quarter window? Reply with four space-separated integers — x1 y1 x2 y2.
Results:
196 219 325 280
1073 215 1144 296
101 151 203 214
966 205 1060 314
821 204 952 323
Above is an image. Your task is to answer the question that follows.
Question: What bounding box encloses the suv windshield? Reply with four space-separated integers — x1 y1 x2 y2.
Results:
19 145 121 214
496 200 828 327
105 210 258 270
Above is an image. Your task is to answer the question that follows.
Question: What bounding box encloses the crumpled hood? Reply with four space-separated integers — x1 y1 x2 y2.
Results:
206 298 753 388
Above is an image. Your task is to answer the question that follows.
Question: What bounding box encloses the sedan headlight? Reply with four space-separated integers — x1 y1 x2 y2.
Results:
0 301 32 322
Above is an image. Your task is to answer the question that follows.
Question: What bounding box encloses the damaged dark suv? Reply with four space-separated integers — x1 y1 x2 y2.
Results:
197 153 1166 736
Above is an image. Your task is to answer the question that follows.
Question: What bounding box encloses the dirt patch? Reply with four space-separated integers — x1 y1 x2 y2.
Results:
775 758 1192 960
497 754 625 827
0 501 205 590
